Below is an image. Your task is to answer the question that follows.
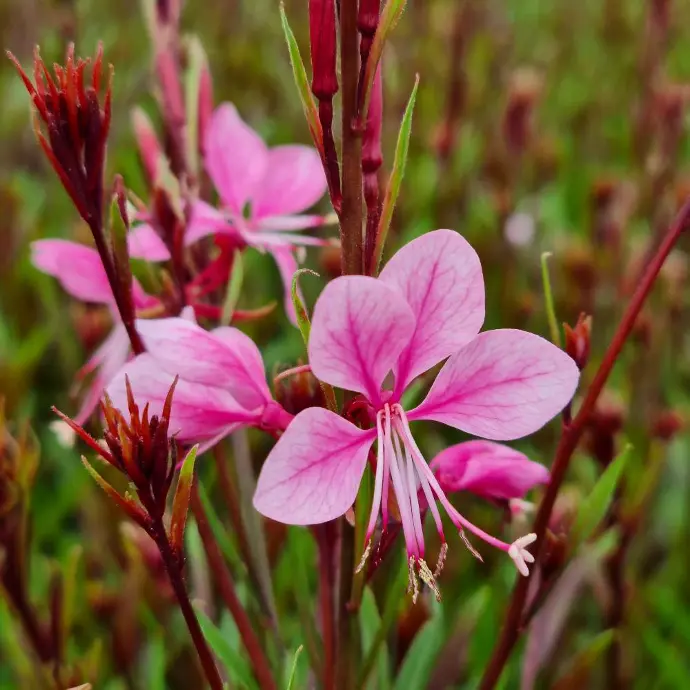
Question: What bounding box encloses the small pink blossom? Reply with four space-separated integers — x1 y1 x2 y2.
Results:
253 230 579 597
105 317 293 447
31 239 156 424
128 102 333 320
430 440 549 502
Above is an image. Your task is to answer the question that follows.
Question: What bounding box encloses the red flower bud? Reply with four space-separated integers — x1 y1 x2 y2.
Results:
309 0 339 100
564 313 592 371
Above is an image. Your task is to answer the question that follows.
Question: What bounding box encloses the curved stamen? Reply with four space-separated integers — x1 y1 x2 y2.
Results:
392 427 425 559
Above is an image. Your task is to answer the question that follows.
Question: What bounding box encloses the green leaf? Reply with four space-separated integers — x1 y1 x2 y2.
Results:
359 588 391 690
221 250 244 325
285 645 303 690
570 444 631 549
552 630 615 689
195 607 259 690
143 636 167 690
279 3 323 153
393 605 445 690
374 76 419 274
184 35 208 179
540 251 561 346
169 445 198 553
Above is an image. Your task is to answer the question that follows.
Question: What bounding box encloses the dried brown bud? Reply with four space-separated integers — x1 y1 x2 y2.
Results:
564 313 592 370
651 409 684 441
274 365 326 416
584 392 626 466
502 68 543 156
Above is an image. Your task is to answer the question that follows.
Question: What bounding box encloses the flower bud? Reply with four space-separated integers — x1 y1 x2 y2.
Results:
564 313 592 371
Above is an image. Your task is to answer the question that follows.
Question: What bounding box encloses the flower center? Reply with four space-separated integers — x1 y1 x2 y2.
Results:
356 403 537 602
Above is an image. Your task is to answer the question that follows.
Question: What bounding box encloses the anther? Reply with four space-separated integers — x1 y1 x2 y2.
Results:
355 539 372 574
407 555 419 604
434 542 449 579
460 529 484 562
417 559 441 602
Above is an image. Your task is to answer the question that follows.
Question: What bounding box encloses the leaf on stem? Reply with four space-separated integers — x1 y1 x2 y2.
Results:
540 252 561 347
286 645 304 690
373 76 419 274
169 444 199 554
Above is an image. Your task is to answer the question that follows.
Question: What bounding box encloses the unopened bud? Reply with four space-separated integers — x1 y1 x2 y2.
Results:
309 0 339 99
274 366 326 416
564 313 592 370
502 68 543 156
651 409 684 441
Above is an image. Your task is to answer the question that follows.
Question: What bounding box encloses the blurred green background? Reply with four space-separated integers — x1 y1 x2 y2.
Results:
2 0 690 688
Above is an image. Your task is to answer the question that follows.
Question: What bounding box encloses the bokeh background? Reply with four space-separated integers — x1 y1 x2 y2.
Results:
2 0 690 688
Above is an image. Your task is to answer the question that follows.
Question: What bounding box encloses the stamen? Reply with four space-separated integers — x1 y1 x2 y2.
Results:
355 539 372 574
407 555 419 604
434 542 448 579
363 412 386 542
385 406 420 558
417 559 441 602
393 427 425 558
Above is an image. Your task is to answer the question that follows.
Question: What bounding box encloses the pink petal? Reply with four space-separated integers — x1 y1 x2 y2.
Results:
31 240 113 304
251 145 327 219
253 408 376 524
409 329 579 440
127 223 171 262
184 200 240 247
430 440 549 500
74 324 131 424
204 103 268 215
255 214 332 231
379 229 485 393
269 247 299 324
308 276 416 403
106 354 256 442
136 317 271 410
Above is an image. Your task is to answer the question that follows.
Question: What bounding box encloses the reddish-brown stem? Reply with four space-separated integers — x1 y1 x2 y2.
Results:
316 524 337 690
150 518 224 690
479 196 690 689
190 485 277 690
339 0 364 276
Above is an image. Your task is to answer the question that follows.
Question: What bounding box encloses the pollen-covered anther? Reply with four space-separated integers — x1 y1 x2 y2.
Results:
417 559 441 602
459 529 484 562
508 533 537 576
355 539 372 574
434 542 449 579
407 556 419 604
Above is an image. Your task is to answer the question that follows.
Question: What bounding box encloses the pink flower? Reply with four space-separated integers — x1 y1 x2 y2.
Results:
431 440 549 502
105 317 293 447
31 239 156 424
128 102 332 320
253 230 579 596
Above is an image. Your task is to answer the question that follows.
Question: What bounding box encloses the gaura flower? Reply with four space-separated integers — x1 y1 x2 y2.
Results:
31 239 157 424
105 317 293 448
128 102 333 320
253 230 579 597
431 440 549 502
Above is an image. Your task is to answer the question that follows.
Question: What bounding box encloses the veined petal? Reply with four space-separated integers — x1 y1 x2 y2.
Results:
184 200 240 247
31 239 113 304
204 103 268 215
106 355 256 442
127 223 171 262
379 229 485 393
253 408 376 524
430 440 549 500
251 145 327 219
409 329 579 440
255 214 332 232
309 276 416 403
136 317 271 410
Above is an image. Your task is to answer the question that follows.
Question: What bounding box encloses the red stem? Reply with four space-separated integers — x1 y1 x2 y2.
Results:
479 196 690 689
190 485 277 690
151 519 224 690
316 525 337 690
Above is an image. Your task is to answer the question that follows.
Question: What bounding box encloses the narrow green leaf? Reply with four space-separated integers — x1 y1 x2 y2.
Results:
350 465 373 608
291 268 337 411
285 645 304 690
143 636 167 690
196 480 242 569
552 630 615 689
374 76 419 274
392 606 445 690
541 251 561 347
570 444 631 549
359 588 391 690
195 606 259 690
169 445 198 553
221 250 244 325
279 3 323 152
184 36 207 179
